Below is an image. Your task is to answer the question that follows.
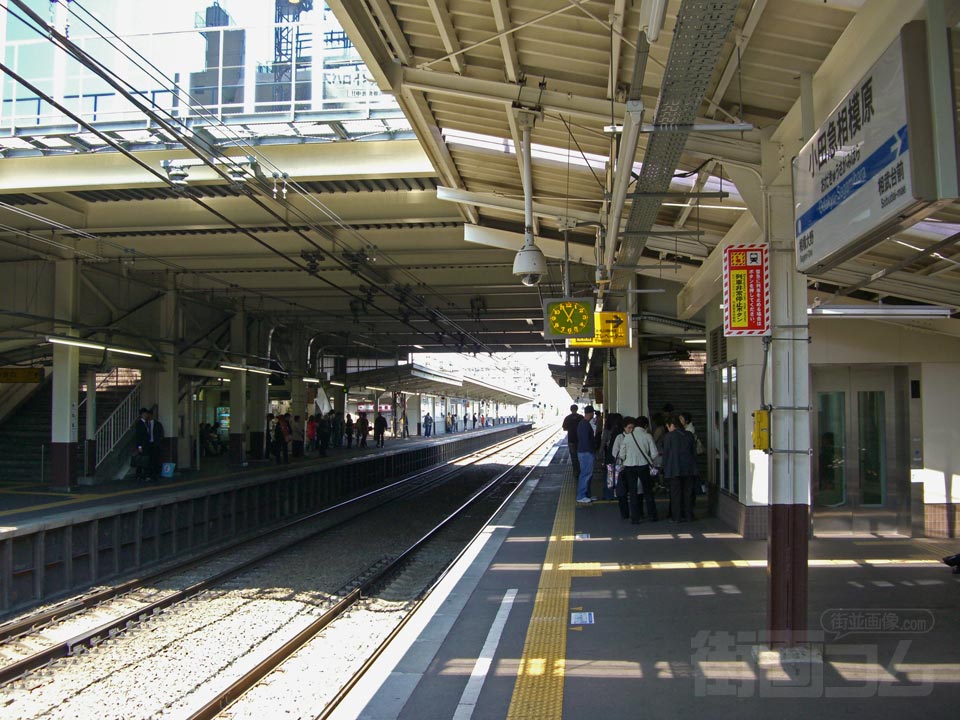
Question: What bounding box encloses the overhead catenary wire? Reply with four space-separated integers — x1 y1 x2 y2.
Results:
20 0 496 348
0 1 474 353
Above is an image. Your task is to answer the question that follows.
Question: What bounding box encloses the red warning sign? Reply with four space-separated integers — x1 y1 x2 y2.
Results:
723 245 769 337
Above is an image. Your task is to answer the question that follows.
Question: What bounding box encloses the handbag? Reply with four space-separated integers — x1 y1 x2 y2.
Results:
630 434 659 494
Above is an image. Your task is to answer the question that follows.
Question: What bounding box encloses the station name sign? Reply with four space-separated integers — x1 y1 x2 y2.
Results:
0 367 43 383
793 22 946 273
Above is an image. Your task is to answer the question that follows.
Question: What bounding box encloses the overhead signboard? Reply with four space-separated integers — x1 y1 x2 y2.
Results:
543 298 596 340
0 367 43 383
793 22 948 273
723 245 769 337
567 312 631 348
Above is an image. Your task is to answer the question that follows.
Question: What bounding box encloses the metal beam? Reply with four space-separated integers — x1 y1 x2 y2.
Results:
490 0 520 83
673 161 716 227
402 91 478 225
608 0 628 101
835 231 960 297
706 0 768 119
367 0 414 66
426 0 466 75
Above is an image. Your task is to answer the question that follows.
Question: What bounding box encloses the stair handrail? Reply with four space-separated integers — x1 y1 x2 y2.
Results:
78 367 142 413
94 382 141 468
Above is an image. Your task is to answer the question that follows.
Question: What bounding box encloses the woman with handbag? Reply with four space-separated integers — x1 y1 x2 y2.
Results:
601 413 624 501
612 416 660 524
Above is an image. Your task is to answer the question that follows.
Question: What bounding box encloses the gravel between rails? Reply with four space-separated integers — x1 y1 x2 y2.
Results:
0 458 512 720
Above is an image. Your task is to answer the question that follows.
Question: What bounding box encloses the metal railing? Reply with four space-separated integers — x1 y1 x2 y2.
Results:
78 367 142 414
94 383 141 469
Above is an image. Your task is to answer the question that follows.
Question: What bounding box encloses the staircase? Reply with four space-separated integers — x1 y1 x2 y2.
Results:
0 369 140 485
0 379 53 485
646 351 709 477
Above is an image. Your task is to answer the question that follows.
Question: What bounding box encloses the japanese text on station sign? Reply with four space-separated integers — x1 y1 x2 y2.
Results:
566 312 630 348
723 245 769 337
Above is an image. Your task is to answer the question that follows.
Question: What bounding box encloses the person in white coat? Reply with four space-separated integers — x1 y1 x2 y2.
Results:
612 416 660 523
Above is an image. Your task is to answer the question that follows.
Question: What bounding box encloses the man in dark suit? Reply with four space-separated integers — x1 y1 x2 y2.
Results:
562 404 582 477
134 407 164 481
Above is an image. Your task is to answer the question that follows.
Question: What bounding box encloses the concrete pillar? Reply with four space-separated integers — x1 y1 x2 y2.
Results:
158 283 179 471
766 186 812 647
761 113 812 646
615 344 640 416
228 311 247 465
84 368 97 476
50 261 79 490
247 318 270 459
406 394 422 435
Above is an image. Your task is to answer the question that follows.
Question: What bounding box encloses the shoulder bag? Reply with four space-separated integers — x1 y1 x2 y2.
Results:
631 434 659 476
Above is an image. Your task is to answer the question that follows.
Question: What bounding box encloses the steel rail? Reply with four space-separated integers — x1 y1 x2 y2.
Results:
0 429 536 685
188 428 558 720
317 429 560 720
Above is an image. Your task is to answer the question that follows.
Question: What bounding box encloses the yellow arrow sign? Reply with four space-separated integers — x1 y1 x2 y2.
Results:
566 312 630 348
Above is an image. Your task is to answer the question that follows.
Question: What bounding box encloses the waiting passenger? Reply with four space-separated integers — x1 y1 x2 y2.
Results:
423 412 433 437
344 413 354 448
374 411 388 448
357 412 369 448
662 415 697 522
291 415 304 457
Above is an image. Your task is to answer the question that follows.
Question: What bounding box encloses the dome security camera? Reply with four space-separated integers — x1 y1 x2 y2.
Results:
513 240 547 287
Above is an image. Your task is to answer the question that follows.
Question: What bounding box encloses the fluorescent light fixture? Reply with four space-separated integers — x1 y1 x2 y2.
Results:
47 336 153 357
48 336 106 351
808 305 953 318
246 367 273 376
683 338 707 344
366 385 386 392
329 380 345 387
302 377 321 384
662 202 747 211
413 344 424 349
219 363 247 372
108 347 154 358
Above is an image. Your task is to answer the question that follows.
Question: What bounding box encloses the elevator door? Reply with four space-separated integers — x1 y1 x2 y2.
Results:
811 367 906 535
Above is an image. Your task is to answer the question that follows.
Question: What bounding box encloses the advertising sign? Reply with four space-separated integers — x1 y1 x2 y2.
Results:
566 312 631 348
723 245 769 337
793 23 939 273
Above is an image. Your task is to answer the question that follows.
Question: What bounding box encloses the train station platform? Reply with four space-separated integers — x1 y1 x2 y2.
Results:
0 423 531 615
0 424 524 528
334 441 960 720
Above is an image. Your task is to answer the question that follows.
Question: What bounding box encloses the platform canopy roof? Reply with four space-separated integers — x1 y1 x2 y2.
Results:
337 363 533 405
0 0 958 371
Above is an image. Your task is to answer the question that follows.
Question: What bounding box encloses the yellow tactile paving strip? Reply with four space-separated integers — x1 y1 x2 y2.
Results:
507 478 579 720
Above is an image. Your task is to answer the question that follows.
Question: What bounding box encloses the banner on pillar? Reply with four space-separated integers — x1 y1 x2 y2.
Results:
723 244 769 337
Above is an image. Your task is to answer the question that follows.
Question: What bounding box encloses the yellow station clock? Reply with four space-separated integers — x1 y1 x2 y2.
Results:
543 298 595 339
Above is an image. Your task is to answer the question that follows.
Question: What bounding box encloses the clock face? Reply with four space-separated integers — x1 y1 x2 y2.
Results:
547 300 593 336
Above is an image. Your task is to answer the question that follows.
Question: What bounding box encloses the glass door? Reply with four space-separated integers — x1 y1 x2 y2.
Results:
811 367 904 535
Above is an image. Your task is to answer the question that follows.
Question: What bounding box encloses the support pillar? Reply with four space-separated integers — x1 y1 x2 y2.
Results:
615 344 640 416
247 318 270 459
158 282 179 471
228 311 247 465
766 186 811 647
50 261 79 490
84 369 97 476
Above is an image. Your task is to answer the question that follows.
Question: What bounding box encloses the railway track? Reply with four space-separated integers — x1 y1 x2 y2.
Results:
0 427 556 719
192 428 557 720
